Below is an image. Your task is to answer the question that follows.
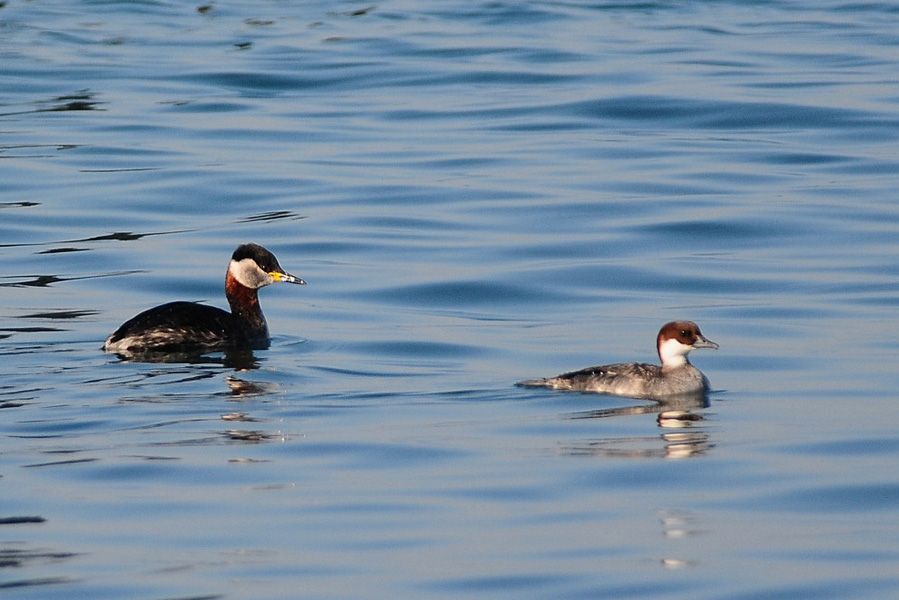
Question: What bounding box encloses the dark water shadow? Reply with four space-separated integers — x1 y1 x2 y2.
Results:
0 326 64 334
0 271 143 288
0 538 79 589
0 201 40 209
0 90 103 117
0 229 189 252
0 516 46 524
238 210 306 223
18 309 99 320
0 576 76 590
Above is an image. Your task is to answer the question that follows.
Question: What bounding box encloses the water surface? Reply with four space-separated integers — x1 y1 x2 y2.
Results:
2 1 899 598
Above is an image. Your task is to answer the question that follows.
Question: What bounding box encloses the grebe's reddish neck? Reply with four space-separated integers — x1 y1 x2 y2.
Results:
226 268 267 339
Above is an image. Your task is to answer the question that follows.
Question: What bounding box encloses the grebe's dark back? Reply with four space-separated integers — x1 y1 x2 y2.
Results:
104 243 304 354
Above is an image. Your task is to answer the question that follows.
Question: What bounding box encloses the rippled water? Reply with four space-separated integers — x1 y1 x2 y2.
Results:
2 1 899 598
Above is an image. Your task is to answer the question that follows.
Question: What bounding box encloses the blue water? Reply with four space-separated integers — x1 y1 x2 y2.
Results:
2 1 899 598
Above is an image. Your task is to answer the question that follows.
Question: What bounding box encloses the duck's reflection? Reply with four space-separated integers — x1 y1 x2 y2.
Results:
565 391 708 421
560 392 714 459
559 430 712 460
657 509 705 569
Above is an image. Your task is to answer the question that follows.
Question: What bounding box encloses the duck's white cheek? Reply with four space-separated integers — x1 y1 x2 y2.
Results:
658 338 690 367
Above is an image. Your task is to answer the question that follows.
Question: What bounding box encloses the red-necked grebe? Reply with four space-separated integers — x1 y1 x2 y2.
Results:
104 243 304 353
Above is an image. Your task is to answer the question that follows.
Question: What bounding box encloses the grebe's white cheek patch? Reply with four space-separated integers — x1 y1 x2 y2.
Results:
229 258 273 289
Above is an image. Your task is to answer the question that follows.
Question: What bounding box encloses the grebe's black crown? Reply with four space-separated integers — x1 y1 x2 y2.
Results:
232 243 282 272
